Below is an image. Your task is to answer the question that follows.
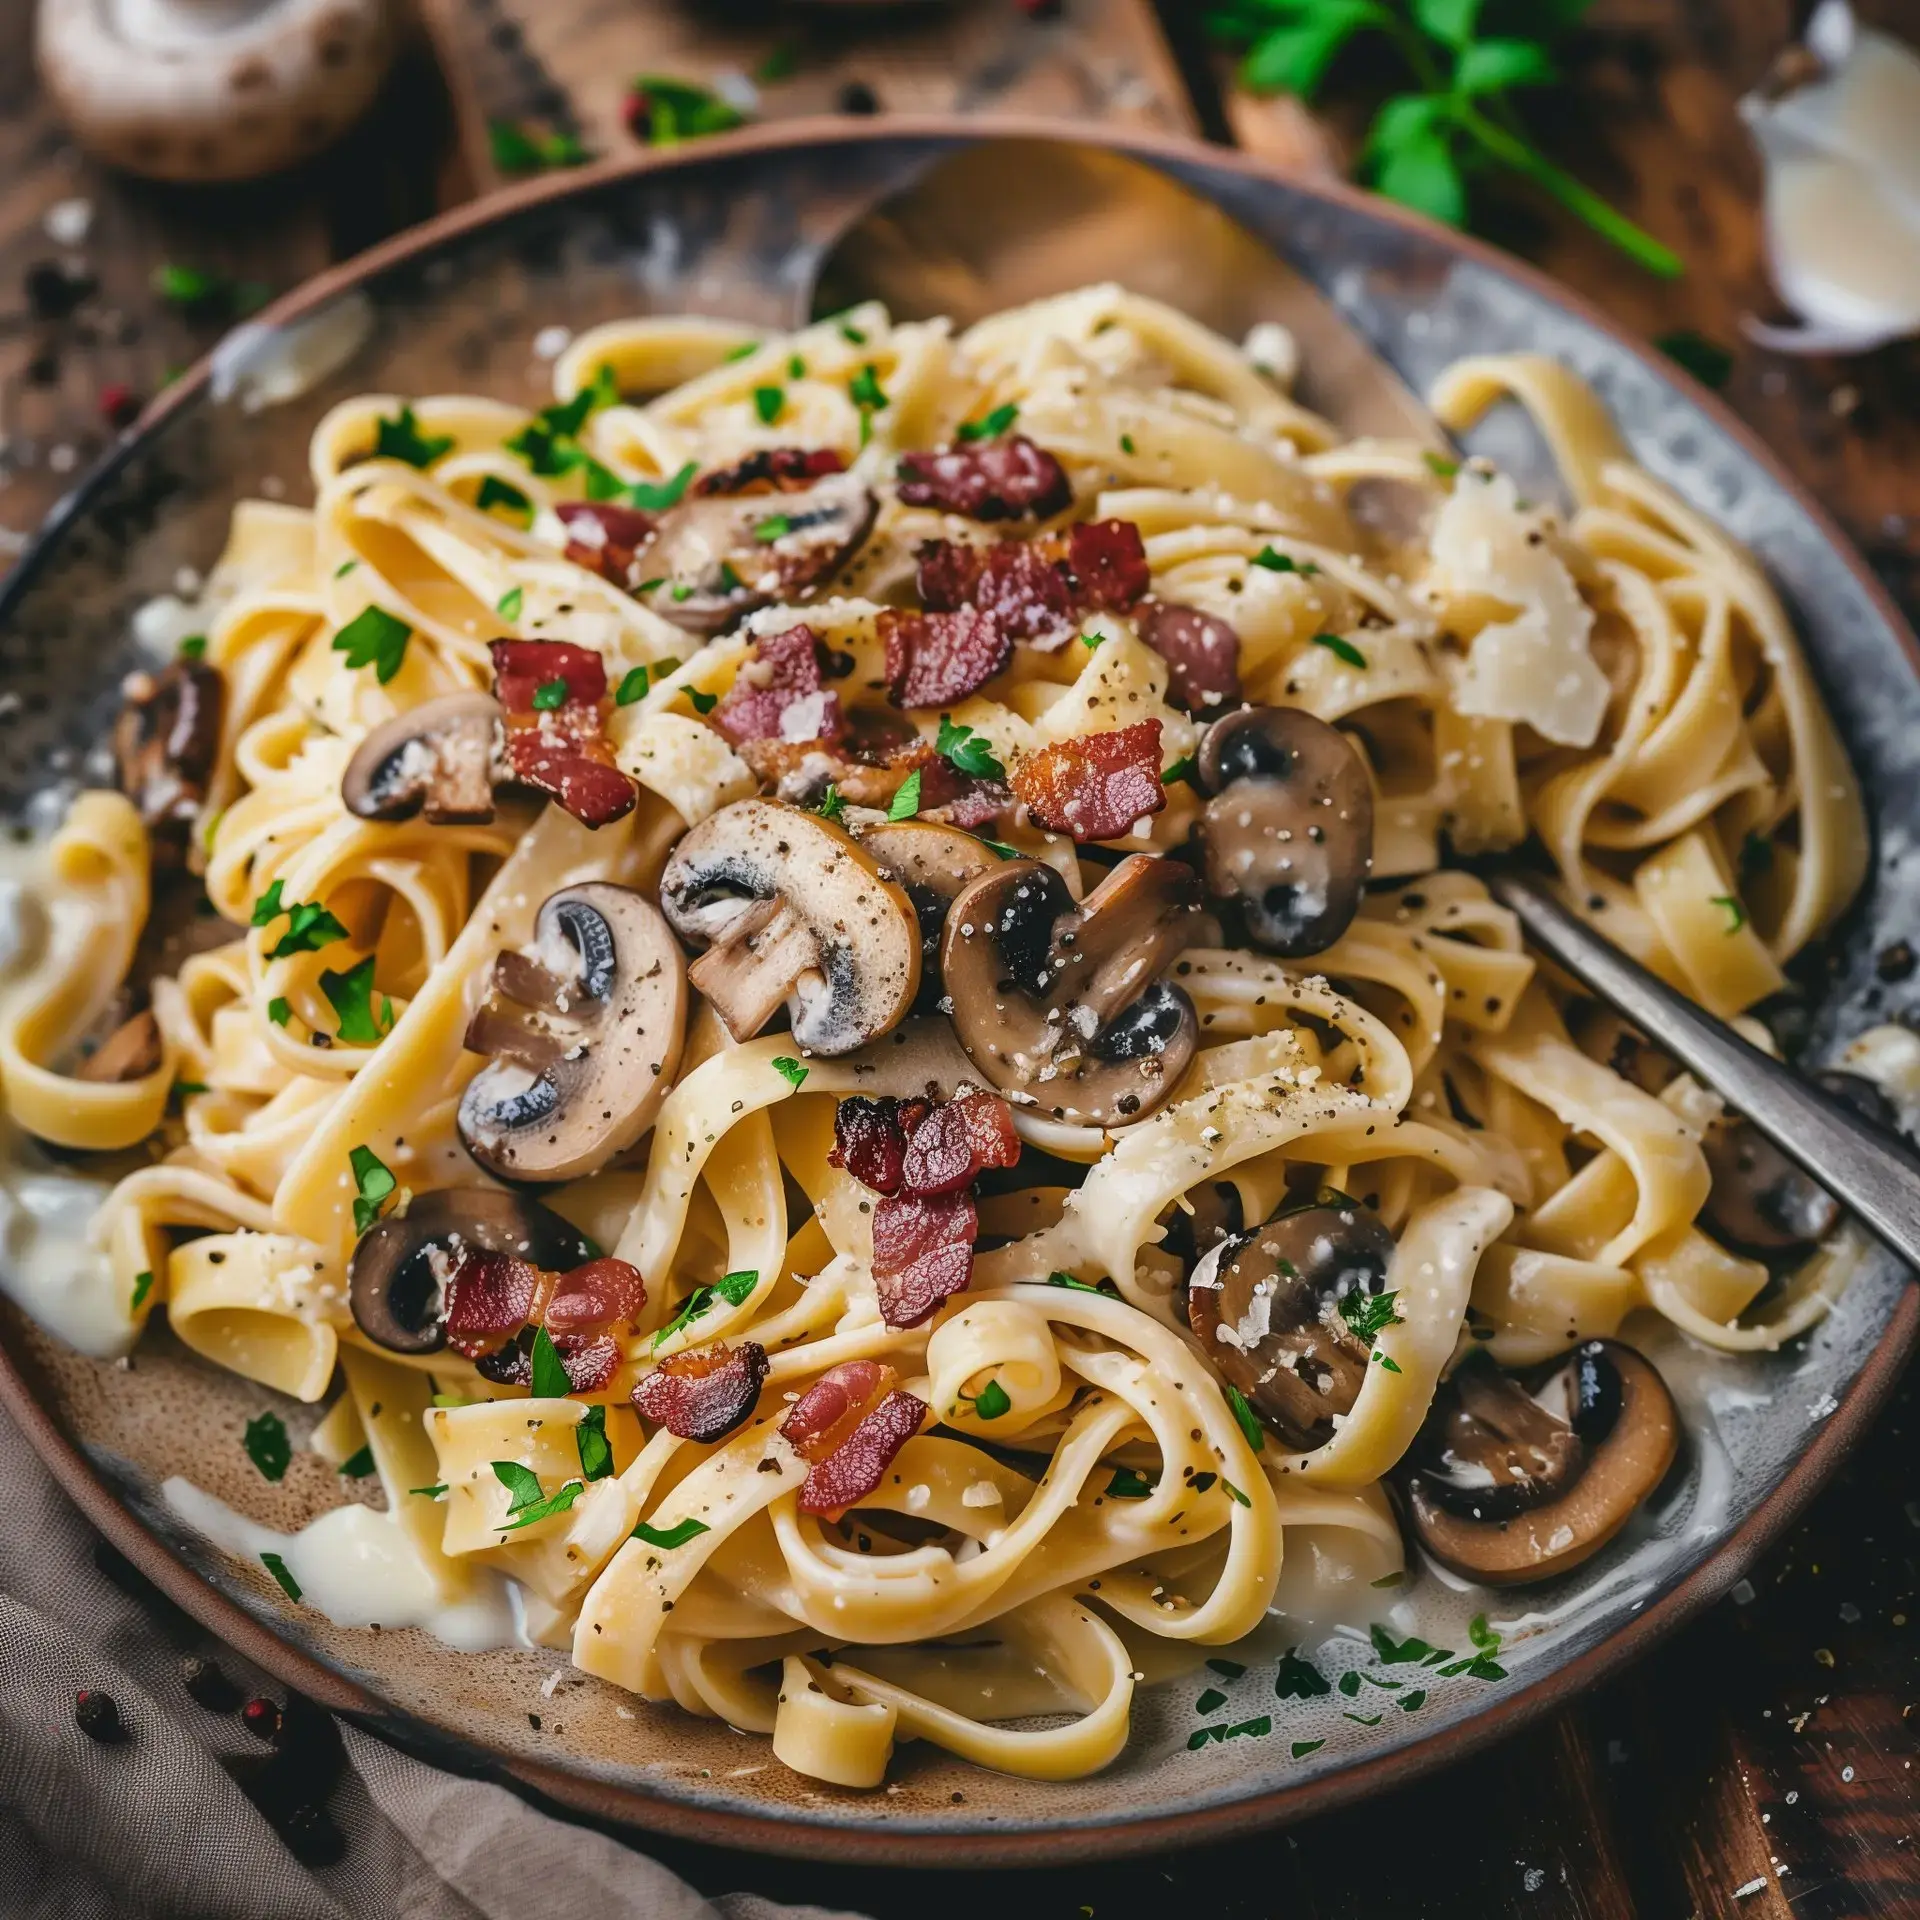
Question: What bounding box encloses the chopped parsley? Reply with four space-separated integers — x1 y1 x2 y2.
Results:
490 1461 585 1532
497 586 525 620
131 1270 155 1311
1713 893 1747 935
1273 1648 1330 1700
505 368 619 476
1104 1466 1155 1500
1187 1716 1271 1749
1045 1271 1118 1296
1343 1711 1383 1727
752 385 784 425
815 783 847 824
1195 1687 1228 1714
1370 1624 1449 1666
1221 1477 1252 1508
348 1144 397 1235
320 955 393 1044
251 880 348 959
1206 1659 1246 1679
244 1411 290 1482
755 513 792 542
179 635 207 660
1340 1288 1400 1344
530 1324 571 1399
373 404 454 469
975 835 1021 860
1161 755 1197 789
488 120 588 174
965 1378 1011 1421
1291 1739 1326 1758
633 1516 710 1549
628 462 697 511
1080 631 1102 650
1435 1612 1508 1680
787 353 806 380
333 559 358 577
686 687 717 714
1422 451 1461 479
652 1268 759 1348
616 658 679 705
1739 831 1774 880
1119 433 1136 455
888 770 923 820
259 1551 302 1602
849 364 888 414
331 604 412 684
267 997 291 1029
956 402 1018 443
1398 1689 1428 1711
935 714 1005 782
576 1404 614 1481
839 321 867 346
531 676 569 711
1224 1384 1265 1452
772 1056 808 1089
476 475 532 521
410 1484 448 1499
1312 632 1368 670
1252 546 1318 575
725 341 760 363
339 1445 376 1479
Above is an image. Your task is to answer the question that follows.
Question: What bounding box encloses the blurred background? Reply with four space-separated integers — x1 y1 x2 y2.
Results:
2 2 1918 1914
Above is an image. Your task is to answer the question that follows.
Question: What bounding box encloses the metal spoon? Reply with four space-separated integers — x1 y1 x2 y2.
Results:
1487 865 1920 1272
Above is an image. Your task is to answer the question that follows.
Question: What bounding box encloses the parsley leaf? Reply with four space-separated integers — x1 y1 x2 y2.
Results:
849 364 888 414
1105 1466 1155 1500
956 402 1018 443
628 462 697 512
633 1516 710 1548
935 715 1006 782
131 1270 155 1310
530 1324 571 1399
1222 1477 1252 1508
1207 1659 1246 1679
251 880 348 959
339 1445 376 1479
178 635 207 660
497 585 524 620
374 404 454 468
348 1144 396 1236
531 676 569 711
477 475 532 521
1291 1738 1326 1758
1713 893 1747 935
244 1411 290 1482
410 1483 447 1499
1340 1288 1400 1344
889 770 923 820
488 121 589 174
1224 1384 1265 1453
267 997 291 1029
966 1378 1012 1421
320 955 392 1044
1253 545 1318 575
755 513 793 542
1423 450 1461 478
1161 754 1197 789
975 835 1021 860
815 783 847 824
490 1461 585 1532
752 385 784 425
331 605 412 684
1370 1624 1446 1666
1274 1648 1331 1699
686 687 717 714
772 1056 808 1089
1196 1686 1228 1714
1312 632 1368 670
260 1551 302 1602
576 1404 614 1481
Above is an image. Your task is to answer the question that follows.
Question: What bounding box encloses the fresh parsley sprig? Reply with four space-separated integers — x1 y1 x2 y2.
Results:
1207 0 1681 278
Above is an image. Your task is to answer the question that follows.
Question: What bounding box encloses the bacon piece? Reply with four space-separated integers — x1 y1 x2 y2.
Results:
490 638 639 829
712 623 846 748
546 1257 648 1335
899 1091 1020 1197
880 606 1012 709
1137 603 1241 713
632 1339 770 1442
1066 520 1150 611
556 1332 622 1394
829 1096 913 1196
1013 718 1166 842
555 501 654 586
916 538 1077 648
871 1188 978 1328
696 447 848 497
897 435 1071 522
781 1361 927 1516
444 1250 549 1360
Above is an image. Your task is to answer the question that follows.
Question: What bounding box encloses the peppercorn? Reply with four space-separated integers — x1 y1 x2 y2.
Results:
75 1689 128 1743
276 1803 346 1867
182 1655 243 1713
836 81 879 116
241 1695 284 1742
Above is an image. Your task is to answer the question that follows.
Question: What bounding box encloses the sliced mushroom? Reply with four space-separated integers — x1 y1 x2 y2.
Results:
1186 1195 1396 1449
1401 1340 1679 1585
1196 705 1373 956
348 1187 595 1355
1702 1069 1892 1253
74 1008 162 1084
636 470 876 636
342 692 502 825
940 853 1200 1126
458 882 687 1182
858 820 998 1015
115 661 223 854
659 798 919 1054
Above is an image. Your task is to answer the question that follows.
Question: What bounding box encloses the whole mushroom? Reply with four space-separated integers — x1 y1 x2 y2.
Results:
458 882 687 1183
940 853 1201 1127
1399 1339 1679 1585
659 798 920 1055
1195 705 1373 956
37 0 398 184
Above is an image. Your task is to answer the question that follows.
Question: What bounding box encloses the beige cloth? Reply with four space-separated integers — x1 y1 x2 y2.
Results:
0 1401 867 1920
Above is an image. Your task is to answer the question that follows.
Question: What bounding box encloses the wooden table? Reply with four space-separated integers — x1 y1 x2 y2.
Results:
1 0 1916 1910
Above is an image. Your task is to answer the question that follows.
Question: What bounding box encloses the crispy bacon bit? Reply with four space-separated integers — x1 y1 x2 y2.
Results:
899 1091 1020 1196
916 539 1077 647
872 1188 978 1328
897 434 1072 522
830 1096 924 1196
712 623 847 748
1013 718 1166 842
555 501 654 586
444 1250 548 1360
880 606 1012 710
743 735 1008 827
696 447 848 497
1066 520 1150 611
632 1339 770 1442
781 1361 927 1516
490 638 640 829
1137 603 1242 713
555 1332 622 1394
546 1257 649 1335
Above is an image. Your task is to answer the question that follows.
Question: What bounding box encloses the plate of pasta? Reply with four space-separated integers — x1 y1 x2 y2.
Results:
1 121 1916 1864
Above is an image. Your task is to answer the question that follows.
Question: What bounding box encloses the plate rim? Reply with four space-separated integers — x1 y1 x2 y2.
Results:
2 111 1916 1869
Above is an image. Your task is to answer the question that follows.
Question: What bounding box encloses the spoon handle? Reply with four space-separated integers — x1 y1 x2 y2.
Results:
1483 865 1920 1274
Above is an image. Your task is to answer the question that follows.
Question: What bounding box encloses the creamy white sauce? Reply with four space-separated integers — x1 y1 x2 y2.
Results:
162 1476 526 1653
0 1137 128 1358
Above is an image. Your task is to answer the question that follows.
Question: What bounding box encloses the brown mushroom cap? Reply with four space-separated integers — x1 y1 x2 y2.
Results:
457 881 687 1183
1401 1340 1679 1586
1186 1195 1396 1449
342 691 503 825
115 660 223 851
1196 705 1373 957
1702 1069 1891 1253
349 1186 595 1355
659 798 919 1055
940 853 1200 1127
857 820 998 1016
636 471 876 635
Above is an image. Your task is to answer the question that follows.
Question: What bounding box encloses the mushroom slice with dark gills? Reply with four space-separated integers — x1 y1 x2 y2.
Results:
1196 705 1374 957
635 469 876 636
1702 1069 1893 1254
1186 1195 1396 1450
659 798 920 1054
341 691 502 825
458 882 687 1182
1400 1340 1679 1585
856 821 998 1015
115 660 224 858
348 1187 596 1355
940 853 1201 1126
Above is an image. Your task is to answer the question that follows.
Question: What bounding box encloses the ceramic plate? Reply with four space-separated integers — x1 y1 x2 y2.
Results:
2 119 1915 1865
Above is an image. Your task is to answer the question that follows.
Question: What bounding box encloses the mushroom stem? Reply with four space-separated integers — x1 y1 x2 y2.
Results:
686 895 822 1044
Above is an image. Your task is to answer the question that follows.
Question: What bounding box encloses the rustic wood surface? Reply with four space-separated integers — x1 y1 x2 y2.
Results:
1 0 1917 1911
